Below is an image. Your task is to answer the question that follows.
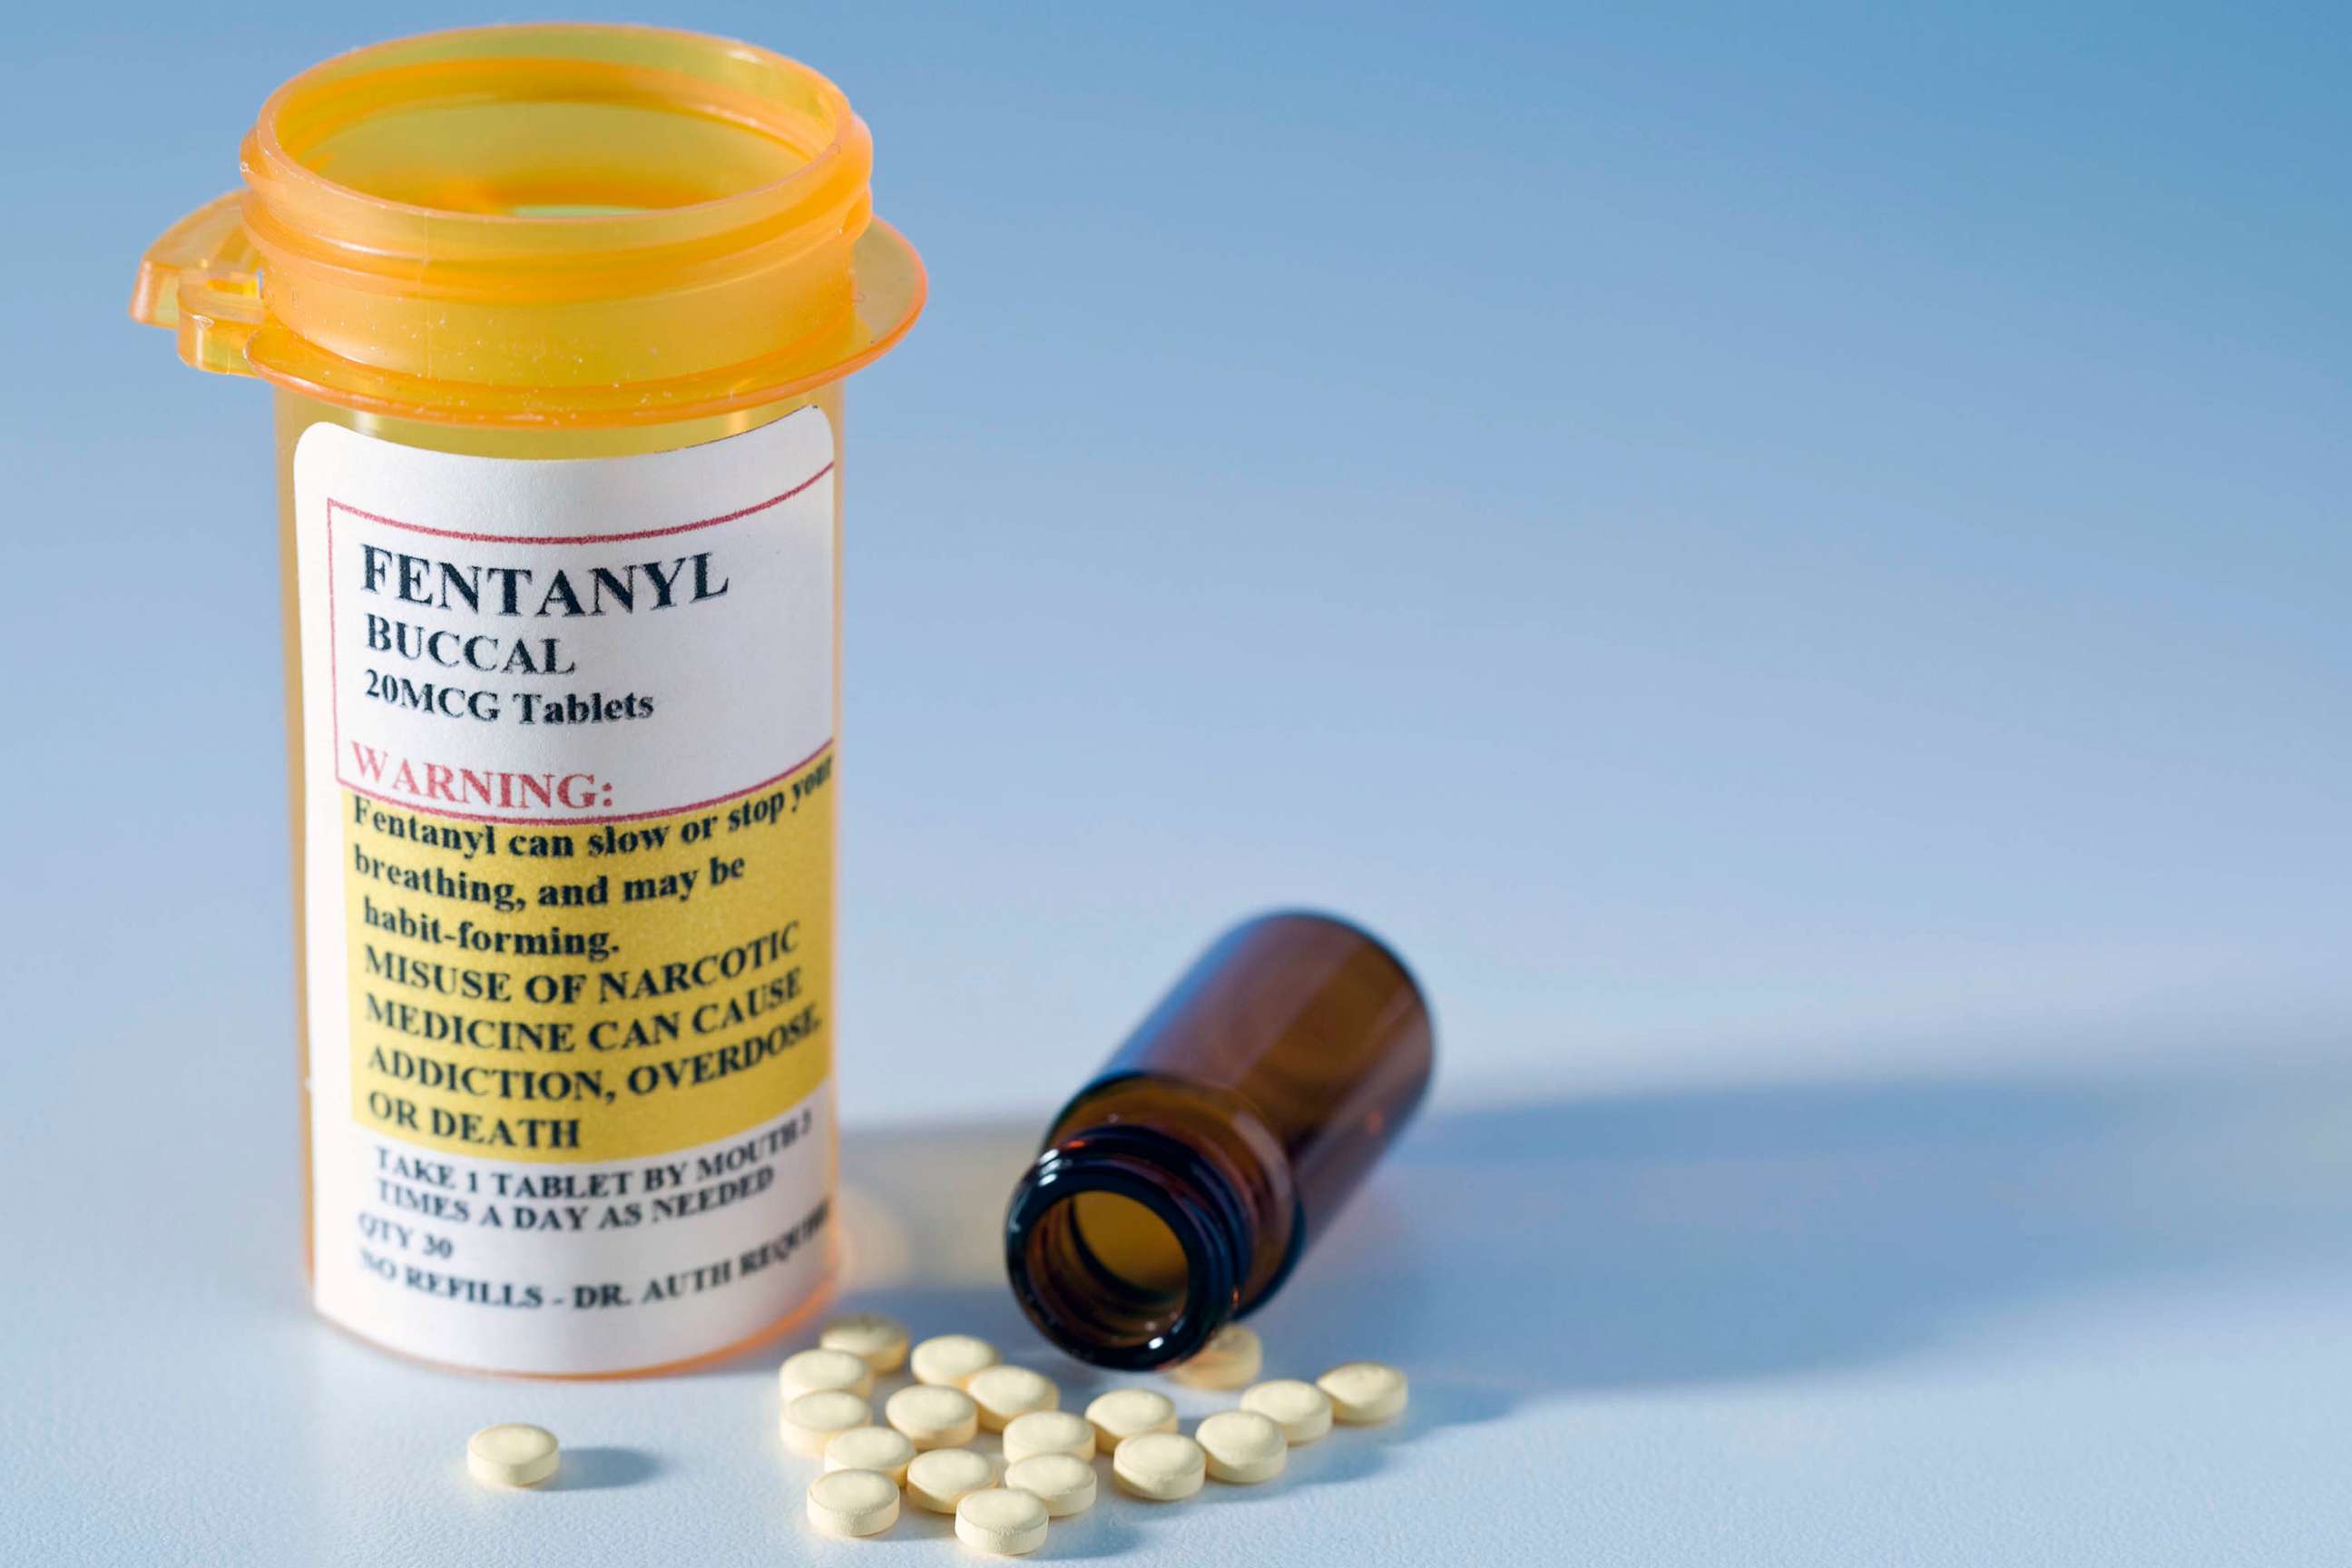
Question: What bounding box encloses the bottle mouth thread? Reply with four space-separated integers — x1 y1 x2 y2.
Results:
1004 1125 1252 1370
248 25 867 279
132 24 925 425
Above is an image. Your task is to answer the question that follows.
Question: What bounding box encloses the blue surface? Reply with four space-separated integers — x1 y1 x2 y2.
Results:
5 4 2349 1563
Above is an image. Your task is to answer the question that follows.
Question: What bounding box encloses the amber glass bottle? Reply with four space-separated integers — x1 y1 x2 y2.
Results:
1004 912 1435 1368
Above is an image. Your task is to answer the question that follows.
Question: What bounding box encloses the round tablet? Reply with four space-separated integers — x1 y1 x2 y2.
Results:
966 1364 1059 1431
1003 1453 1097 1517
1084 1387 1178 1450
820 1311 911 1374
956 1486 1050 1556
824 1425 917 1484
466 1423 559 1488
1240 1378 1333 1445
905 1446 995 1514
779 1346 874 1401
1169 1323 1262 1390
886 1383 980 1450
1195 1409 1288 1484
1001 1409 1094 1465
909 1333 1000 1388
1112 1431 1206 1502
781 1389 872 1456
1317 1361 1409 1424
807 1467 899 1538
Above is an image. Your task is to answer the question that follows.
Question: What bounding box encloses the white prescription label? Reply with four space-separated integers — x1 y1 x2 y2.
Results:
291 410 839 1373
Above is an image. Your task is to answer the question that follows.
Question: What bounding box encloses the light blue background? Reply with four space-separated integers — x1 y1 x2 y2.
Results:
4 5 2347 1564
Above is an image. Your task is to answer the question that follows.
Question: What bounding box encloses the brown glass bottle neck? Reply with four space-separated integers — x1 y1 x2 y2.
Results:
1004 1118 1268 1369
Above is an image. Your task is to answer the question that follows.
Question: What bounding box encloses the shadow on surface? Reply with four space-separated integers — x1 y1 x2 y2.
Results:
799 1059 2352 1424
548 1446 662 1491
1278 1062 2352 1418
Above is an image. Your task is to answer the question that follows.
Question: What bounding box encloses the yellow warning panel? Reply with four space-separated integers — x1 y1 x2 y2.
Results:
342 750 835 1161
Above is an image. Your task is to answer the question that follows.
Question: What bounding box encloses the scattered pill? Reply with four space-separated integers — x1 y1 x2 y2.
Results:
824 1425 918 1484
1195 1409 1288 1484
1002 1409 1094 1465
966 1365 1059 1431
821 1312 912 1374
1240 1378 1333 1445
779 1347 875 1401
909 1333 1001 1388
887 1384 981 1450
782 1389 873 1457
1112 1431 1207 1502
1316 1361 1408 1425
466 1423 560 1489
1084 1387 1178 1450
905 1447 996 1514
1169 1323 1262 1390
1003 1453 1097 1517
956 1486 1051 1556
807 1467 900 1538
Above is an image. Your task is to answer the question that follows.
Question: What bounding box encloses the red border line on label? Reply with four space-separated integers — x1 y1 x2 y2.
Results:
328 460 834 545
323 460 834 826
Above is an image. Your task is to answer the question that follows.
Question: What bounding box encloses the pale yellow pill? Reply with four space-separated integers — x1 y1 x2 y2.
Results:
820 1312 911 1374
1003 1453 1097 1518
1084 1387 1178 1450
1169 1323 1262 1390
1240 1378 1333 1445
466 1423 559 1488
824 1425 917 1485
782 1389 873 1457
1195 1409 1288 1484
807 1467 900 1538
1002 1409 1094 1465
905 1447 995 1514
779 1346 875 1401
966 1365 1059 1431
1317 1361 1409 1424
909 1333 1000 1388
1112 1431 1206 1502
886 1383 980 1450
956 1486 1050 1556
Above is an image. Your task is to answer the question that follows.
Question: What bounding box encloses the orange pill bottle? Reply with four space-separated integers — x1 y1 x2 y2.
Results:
130 24 923 1375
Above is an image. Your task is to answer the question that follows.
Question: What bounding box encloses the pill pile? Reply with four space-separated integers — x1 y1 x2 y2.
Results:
778 1317 1407 1555
458 1317 1407 1554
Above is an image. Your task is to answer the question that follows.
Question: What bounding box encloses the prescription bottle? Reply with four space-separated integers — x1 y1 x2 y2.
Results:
129 24 923 1377
1004 913 1435 1368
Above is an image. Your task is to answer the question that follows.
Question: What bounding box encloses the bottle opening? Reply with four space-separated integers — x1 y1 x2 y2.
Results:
1004 1134 1250 1368
270 38 843 217
1017 1191 1199 1357
1070 1192 1192 1311
169 24 925 423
